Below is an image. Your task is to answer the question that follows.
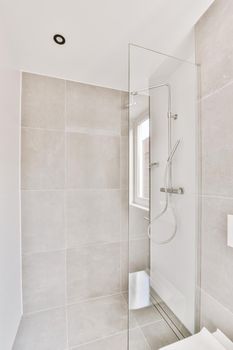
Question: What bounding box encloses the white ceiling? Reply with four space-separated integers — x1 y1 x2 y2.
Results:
1 0 214 90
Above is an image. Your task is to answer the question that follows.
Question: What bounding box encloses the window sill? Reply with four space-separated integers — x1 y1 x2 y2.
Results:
130 202 149 212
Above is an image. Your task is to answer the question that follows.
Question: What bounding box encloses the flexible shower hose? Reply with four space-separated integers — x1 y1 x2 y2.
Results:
147 152 178 245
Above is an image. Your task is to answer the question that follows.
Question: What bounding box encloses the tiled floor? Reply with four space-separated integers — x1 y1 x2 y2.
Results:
13 293 178 350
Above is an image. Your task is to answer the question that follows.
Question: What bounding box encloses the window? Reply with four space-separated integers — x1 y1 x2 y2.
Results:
131 117 149 208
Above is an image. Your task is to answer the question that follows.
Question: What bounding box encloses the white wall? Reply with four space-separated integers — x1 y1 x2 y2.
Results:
0 27 22 350
149 32 198 333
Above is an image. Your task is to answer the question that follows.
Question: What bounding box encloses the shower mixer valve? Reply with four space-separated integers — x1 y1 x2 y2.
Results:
160 187 184 195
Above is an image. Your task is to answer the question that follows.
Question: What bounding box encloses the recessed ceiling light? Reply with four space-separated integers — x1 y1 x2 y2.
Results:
53 34 66 45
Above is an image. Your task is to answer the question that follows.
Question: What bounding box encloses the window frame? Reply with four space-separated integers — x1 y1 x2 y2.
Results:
131 114 150 209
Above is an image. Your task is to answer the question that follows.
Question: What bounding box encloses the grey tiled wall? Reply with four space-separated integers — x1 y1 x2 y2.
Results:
196 0 233 339
21 73 131 315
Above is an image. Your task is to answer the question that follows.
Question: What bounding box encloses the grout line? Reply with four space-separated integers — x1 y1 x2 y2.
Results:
19 71 24 316
21 126 64 132
22 237 148 256
137 325 152 350
66 292 122 307
120 124 122 293
69 320 166 349
200 193 233 200
23 292 125 317
68 330 127 349
21 125 121 137
66 126 120 137
199 78 233 102
139 318 167 329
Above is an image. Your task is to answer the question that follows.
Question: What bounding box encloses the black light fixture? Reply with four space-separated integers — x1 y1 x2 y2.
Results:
53 34 66 45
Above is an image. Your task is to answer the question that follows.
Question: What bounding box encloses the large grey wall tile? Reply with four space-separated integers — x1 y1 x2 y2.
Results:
129 239 150 273
121 190 129 241
23 251 66 313
121 136 128 189
21 128 65 190
66 81 121 134
196 0 233 334
196 0 233 97
121 92 129 136
201 196 233 313
13 308 66 350
22 190 65 254
120 242 129 291
67 132 120 189
201 83 233 197
141 320 178 349
22 73 65 129
66 190 120 247
201 290 233 342
121 238 149 291
129 205 149 240
67 294 127 347
67 243 120 303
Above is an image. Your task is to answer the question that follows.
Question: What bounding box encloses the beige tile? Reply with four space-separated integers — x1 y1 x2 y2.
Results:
121 242 129 292
72 332 127 350
141 320 178 349
201 196 233 313
22 73 65 129
66 81 121 134
67 132 120 189
21 128 65 190
129 328 151 350
121 136 128 189
129 239 150 273
66 190 120 247
121 238 149 291
67 294 128 347
196 0 233 97
13 307 66 350
67 243 120 303
201 290 233 342
121 91 129 136
121 189 129 241
201 84 233 197
23 251 66 313
129 205 149 240
22 190 65 254
131 305 162 327
75 328 152 350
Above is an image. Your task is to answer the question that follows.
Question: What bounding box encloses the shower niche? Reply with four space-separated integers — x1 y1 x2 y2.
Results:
128 43 200 349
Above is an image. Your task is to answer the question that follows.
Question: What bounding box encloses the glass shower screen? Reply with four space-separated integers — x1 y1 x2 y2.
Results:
127 43 200 350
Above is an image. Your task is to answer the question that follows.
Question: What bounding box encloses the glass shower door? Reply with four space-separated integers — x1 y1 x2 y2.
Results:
128 43 200 350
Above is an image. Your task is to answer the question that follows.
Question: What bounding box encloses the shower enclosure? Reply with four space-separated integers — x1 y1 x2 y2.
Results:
128 43 200 349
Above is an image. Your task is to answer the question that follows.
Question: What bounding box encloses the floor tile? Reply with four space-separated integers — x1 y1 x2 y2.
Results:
67 295 127 347
13 308 66 350
141 320 178 349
